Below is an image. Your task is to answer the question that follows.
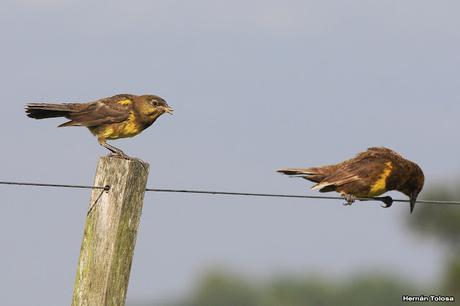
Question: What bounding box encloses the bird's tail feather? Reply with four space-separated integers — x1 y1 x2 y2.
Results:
277 167 332 183
25 103 74 119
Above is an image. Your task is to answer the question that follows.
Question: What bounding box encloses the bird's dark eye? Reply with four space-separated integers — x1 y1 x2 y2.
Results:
151 100 159 106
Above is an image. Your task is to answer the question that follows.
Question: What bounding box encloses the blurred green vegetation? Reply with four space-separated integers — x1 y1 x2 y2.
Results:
129 269 457 306
129 182 460 306
167 270 420 306
409 182 460 297
409 183 460 245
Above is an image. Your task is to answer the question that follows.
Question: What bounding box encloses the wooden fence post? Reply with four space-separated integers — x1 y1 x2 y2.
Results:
72 156 149 306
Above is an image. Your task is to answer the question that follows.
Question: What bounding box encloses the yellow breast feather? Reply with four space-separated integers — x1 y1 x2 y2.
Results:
369 161 393 196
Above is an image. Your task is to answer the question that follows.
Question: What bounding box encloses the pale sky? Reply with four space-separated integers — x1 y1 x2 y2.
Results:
1 1 460 305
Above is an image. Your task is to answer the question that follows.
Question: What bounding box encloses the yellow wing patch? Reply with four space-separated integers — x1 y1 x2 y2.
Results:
117 99 132 106
369 161 393 196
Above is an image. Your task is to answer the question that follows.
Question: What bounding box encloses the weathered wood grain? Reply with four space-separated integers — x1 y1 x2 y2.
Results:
72 157 149 306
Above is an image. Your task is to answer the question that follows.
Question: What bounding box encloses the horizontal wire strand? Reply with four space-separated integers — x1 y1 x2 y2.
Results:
0 181 107 190
146 188 460 205
0 180 457 206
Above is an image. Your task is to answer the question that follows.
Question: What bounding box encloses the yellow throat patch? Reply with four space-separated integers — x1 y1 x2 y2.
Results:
369 161 393 196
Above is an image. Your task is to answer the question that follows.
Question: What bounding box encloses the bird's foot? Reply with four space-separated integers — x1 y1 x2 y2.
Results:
342 194 356 206
107 151 131 160
100 141 149 172
375 196 393 208
107 152 149 172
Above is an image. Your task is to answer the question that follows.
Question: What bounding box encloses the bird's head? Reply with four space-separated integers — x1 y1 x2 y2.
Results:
143 95 173 115
400 163 424 213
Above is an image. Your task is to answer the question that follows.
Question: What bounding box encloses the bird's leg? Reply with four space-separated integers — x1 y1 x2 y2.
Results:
101 141 129 159
342 193 356 206
99 140 148 172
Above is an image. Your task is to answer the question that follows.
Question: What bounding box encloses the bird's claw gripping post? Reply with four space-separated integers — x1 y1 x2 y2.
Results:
107 151 130 160
103 142 149 172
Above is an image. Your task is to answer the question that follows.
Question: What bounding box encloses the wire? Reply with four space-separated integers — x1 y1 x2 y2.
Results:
88 186 110 216
0 181 107 190
147 188 460 206
0 181 459 206
147 188 345 200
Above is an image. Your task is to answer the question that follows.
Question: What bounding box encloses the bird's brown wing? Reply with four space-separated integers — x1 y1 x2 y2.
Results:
59 97 133 127
312 155 389 193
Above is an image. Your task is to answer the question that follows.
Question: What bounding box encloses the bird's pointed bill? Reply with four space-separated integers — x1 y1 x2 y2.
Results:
164 106 174 114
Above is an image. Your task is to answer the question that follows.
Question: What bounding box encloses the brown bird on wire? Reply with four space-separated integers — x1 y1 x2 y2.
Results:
25 94 173 160
278 147 424 213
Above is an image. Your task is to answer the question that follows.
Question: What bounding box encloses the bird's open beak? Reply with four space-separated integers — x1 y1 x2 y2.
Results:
163 106 174 115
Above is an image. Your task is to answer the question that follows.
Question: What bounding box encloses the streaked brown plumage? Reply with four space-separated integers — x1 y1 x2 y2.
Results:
25 94 173 158
278 147 424 213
